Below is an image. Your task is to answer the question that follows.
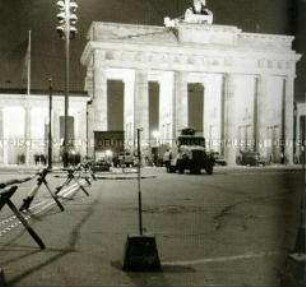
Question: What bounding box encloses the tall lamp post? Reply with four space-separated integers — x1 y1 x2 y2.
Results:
48 78 53 169
56 0 78 167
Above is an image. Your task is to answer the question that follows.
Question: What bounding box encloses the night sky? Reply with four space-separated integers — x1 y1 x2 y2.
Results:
0 0 305 101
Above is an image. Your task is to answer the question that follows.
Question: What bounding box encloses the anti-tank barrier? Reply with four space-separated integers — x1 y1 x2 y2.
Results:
0 163 95 285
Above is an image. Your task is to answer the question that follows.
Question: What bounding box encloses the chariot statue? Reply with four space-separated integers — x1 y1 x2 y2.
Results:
184 0 213 24
164 0 213 28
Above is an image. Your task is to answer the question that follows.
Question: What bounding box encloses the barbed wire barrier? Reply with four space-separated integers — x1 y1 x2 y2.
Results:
19 168 64 212
0 179 88 240
19 163 96 212
0 164 96 285
81 161 97 182
54 162 97 197
1 163 96 241
0 183 45 250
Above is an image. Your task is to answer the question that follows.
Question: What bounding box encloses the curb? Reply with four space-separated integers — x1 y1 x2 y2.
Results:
95 175 157 180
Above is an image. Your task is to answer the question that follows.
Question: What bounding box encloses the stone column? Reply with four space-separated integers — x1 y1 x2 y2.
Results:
87 100 95 157
159 71 175 145
134 70 149 146
220 75 226 156
284 76 294 165
93 67 108 131
204 74 223 153
223 73 237 166
257 74 269 160
124 71 135 150
74 104 87 158
253 76 259 152
175 71 188 135
171 73 177 145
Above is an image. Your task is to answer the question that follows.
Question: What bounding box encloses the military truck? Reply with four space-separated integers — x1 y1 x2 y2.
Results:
168 128 214 174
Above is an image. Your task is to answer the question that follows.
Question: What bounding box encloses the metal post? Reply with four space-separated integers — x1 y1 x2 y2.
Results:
253 77 259 152
137 128 143 235
86 99 92 158
86 103 89 157
64 0 70 167
27 30 31 97
293 102 297 157
48 78 53 169
281 78 286 164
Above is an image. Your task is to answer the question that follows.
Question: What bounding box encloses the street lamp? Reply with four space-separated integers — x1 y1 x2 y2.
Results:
56 0 78 167
48 78 53 170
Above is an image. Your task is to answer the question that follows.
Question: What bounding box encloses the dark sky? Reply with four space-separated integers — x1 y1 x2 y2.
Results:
0 0 305 101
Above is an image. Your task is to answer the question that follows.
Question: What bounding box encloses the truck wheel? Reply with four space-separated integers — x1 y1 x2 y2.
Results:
168 166 175 173
178 166 184 174
205 164 213 175
176 160 184 174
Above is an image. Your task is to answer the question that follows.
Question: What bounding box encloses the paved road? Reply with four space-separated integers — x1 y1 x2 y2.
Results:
0 166 304 286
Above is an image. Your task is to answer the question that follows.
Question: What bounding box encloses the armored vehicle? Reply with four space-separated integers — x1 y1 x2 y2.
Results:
168 128 214 174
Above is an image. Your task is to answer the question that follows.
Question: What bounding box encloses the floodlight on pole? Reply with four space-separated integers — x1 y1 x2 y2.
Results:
55 0 78 167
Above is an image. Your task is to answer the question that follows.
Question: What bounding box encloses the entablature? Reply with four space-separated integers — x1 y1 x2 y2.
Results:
81 40 299 78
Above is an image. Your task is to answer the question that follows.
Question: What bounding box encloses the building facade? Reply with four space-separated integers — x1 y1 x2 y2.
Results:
0 93 88 165
295 101 306 163
81 6 301 165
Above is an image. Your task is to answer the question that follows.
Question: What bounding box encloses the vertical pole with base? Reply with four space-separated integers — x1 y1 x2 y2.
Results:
122 128 161 272
48 78 53 170
137 128 143 236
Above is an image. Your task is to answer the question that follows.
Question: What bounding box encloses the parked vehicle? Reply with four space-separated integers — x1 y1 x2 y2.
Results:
92 159 111 172
236 149 266 166
113 151 135 168
120 151 135 167
211 152 227 166
168 128 215 174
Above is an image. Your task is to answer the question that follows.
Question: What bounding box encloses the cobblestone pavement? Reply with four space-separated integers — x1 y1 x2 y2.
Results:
0 166 304 286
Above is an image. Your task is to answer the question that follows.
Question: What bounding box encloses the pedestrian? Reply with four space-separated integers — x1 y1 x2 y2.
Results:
163 149 172 172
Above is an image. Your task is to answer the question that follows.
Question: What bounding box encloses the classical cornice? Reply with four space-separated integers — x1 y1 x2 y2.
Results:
81 21 301 81
81 40 299 75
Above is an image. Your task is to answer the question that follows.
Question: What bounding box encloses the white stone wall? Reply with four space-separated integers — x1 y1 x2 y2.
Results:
296 101 306 161
0 94 88 165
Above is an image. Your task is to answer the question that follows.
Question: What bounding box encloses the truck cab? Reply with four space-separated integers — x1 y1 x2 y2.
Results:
169 128 214 174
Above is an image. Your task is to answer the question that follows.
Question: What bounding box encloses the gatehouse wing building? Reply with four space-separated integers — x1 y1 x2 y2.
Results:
0 93 87 165
81 4 301 165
